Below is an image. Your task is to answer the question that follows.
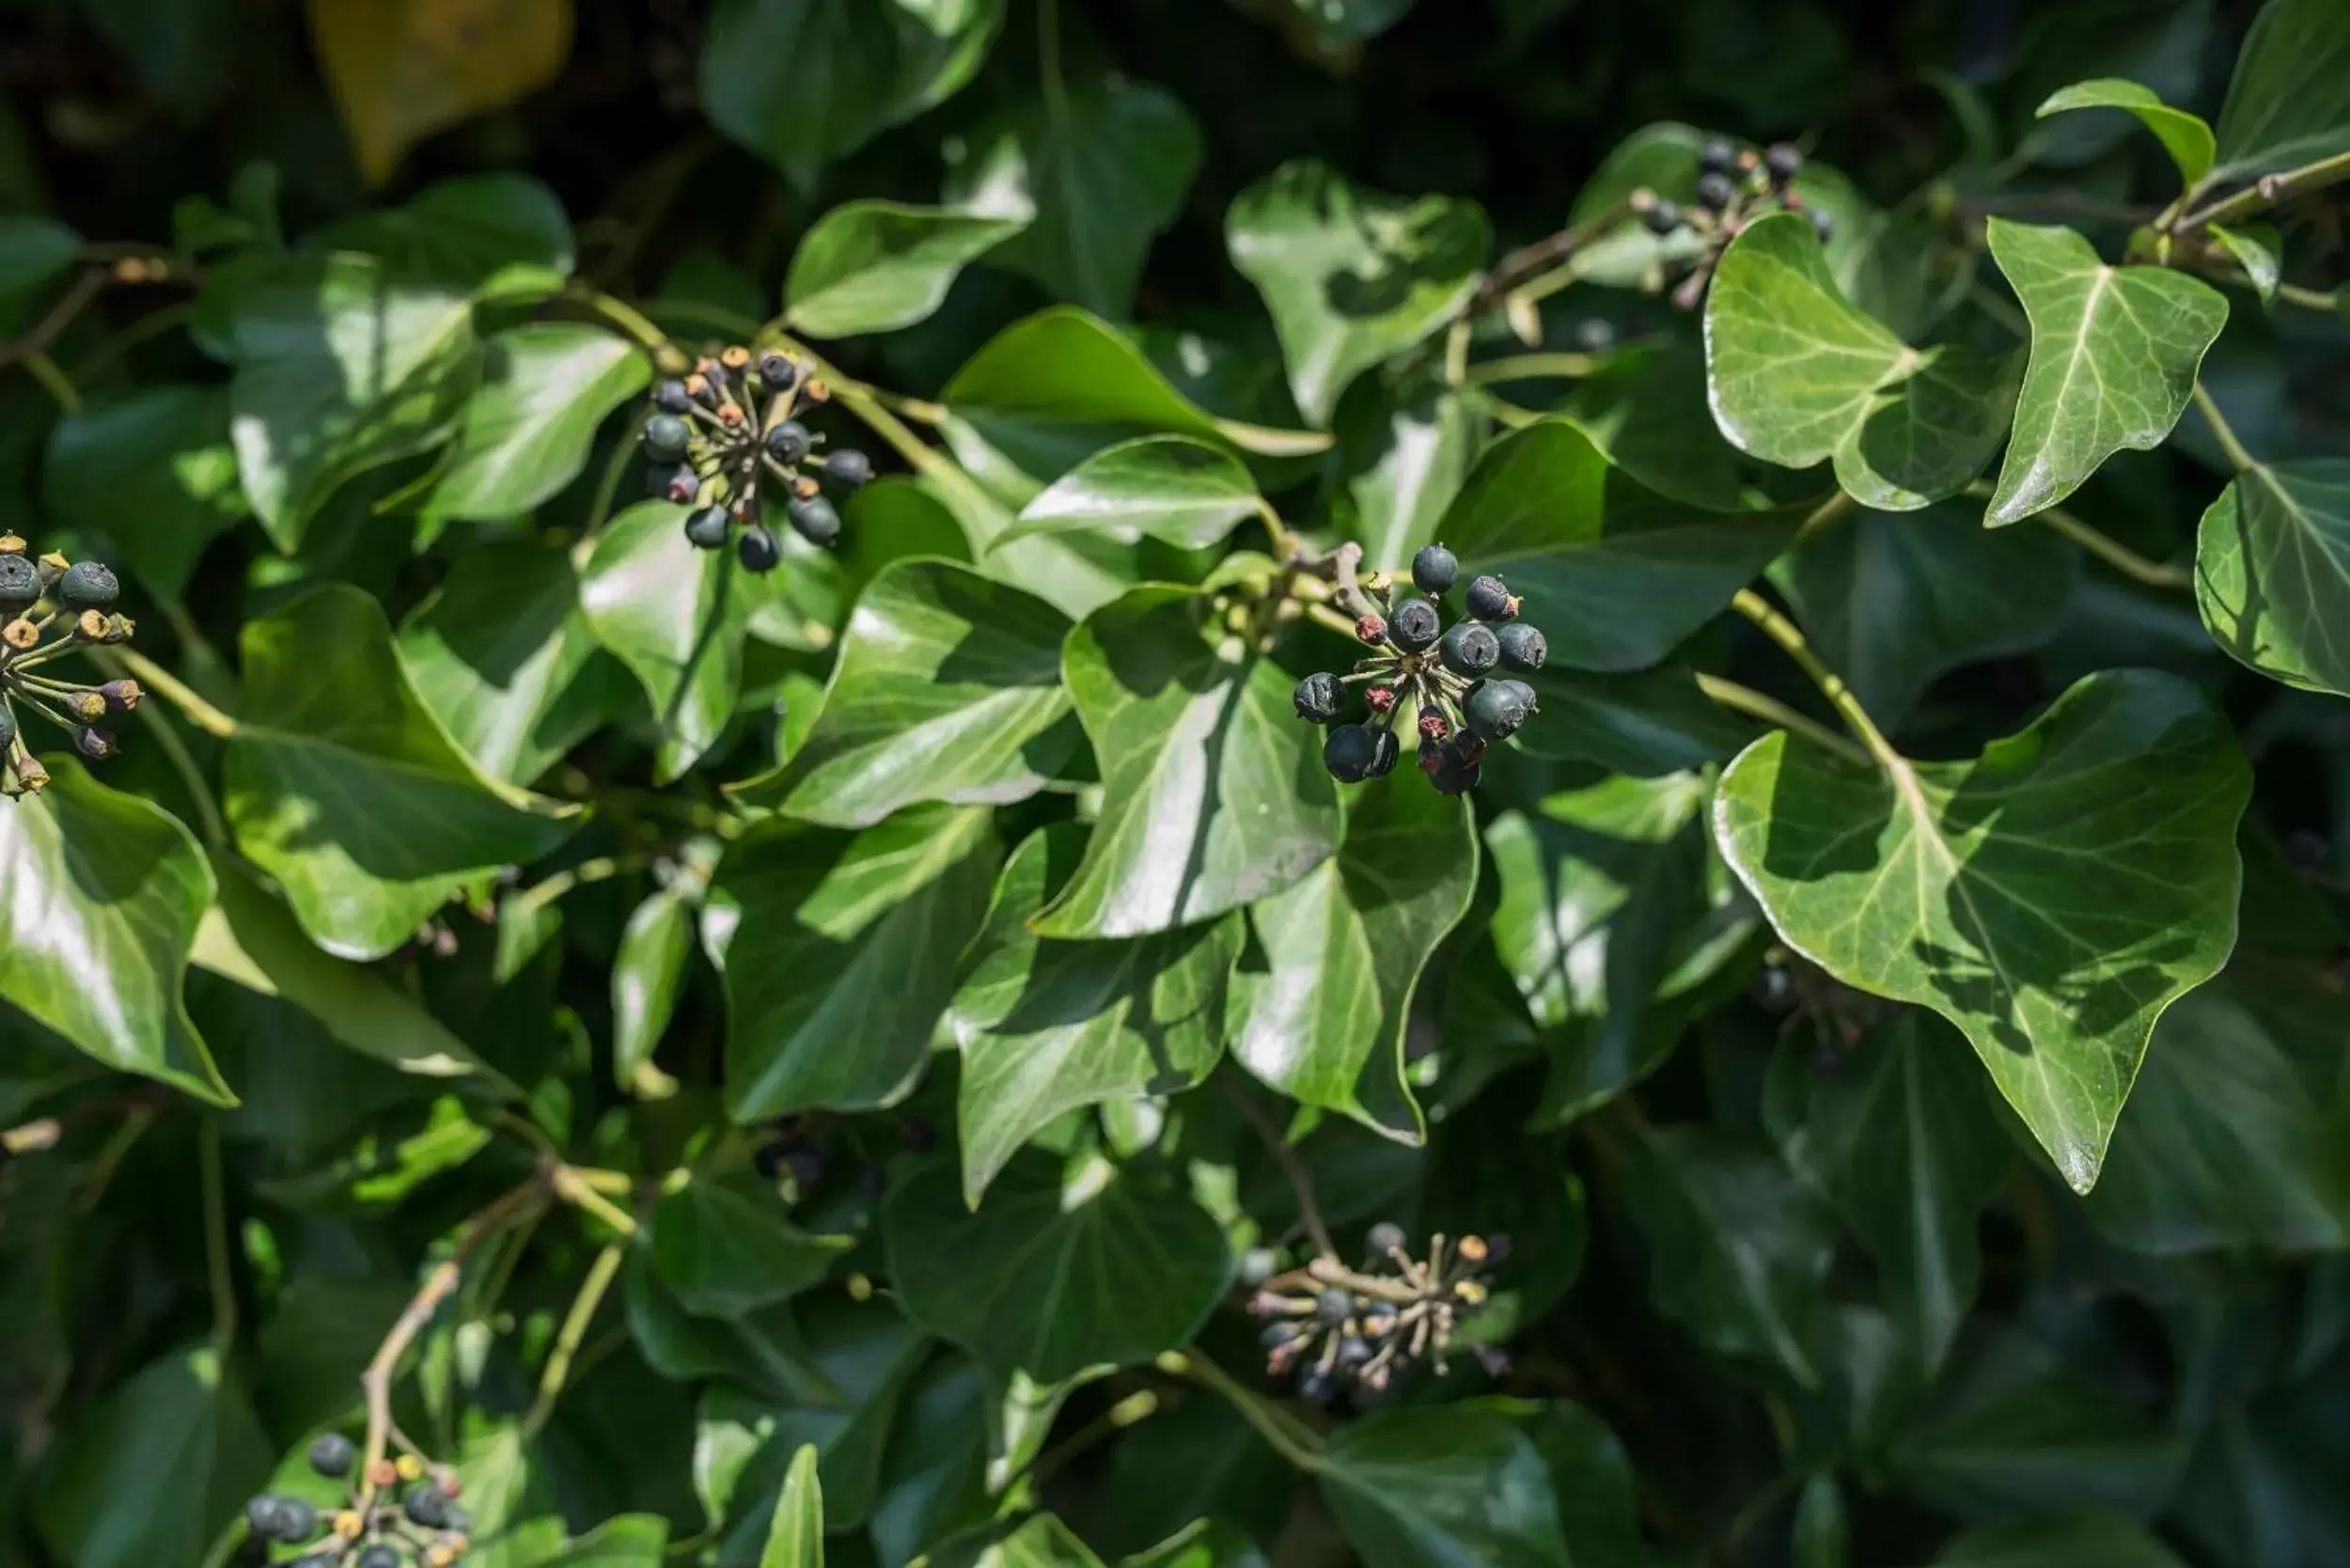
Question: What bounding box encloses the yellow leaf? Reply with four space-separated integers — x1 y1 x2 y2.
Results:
307 0 575 187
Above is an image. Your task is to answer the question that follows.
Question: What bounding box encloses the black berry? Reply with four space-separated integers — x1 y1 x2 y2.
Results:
1335 1336 1372 1372
244 1497 287 1539
57 560 118 611
0 555 39 606
683 505 732 550
822 448 873 490
753 1138 792 1180
765 420 812 465
273 1498 317 1542
1441 620 1498 676
1643 198 1682 235
1810 208 1834 243
1324 725 1382 783
1294 671 1344 723
356 1547 402 1568
786 494 840 547
653 380 693 415
1412 543 1458 595
308 1432 356 1478
1315 1286 1354 1325
1363 728 1400 778
1696 171 1737 212
647 463 698 505
0 707 16 751
757 352 799 392
1699 136 1736 174
1387 597 1440 653
404 1484 449 1529
1465 575 1517 622
1261 1320 1308 1348
738 525 783 574
642 413 692 463
1496 621 1546 672
1298 1366 1340 1404
1431 754 1482 795
1367 1220 1406 1257
1465 679 1537 742
1764 142 1803 182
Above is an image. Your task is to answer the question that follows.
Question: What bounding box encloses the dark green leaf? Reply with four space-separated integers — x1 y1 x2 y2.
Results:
786 200 1026 339
885 1152 1229 1381
1329 380 1476 571
1513 663 1753 777
2037 80 2215 185
651 1177 853 1317
2212 0 2350 180
1029 587 1340 939
998 436 1261 551
323 173 574 299
543 1515 673 1568
1318 1406 1570 1568
2194 459 2350 698
42 385 249 599
1925 1515 2187 1568
579 499 756 782
1520 1403 1647 1568
614 886 692 1097
1226 161 1490 425
423 323 648 524
1560 343 1743 510
0 216 79 333
1793 1475 1848 1568
763 1445 824 1568
943 306 1224 484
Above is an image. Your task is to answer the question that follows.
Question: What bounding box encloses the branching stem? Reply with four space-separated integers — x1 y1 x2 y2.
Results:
524 1242 626 1437
2190 381 2259 475
1728 589 1903 773
1216 1071 1339 1262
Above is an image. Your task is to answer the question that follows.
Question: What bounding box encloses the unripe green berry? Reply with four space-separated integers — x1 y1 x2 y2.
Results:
1387 597 1440 653
683 505 731 550
1465 678 1537 741
786 494 839 547
738 525 783 574
57 560 118 611
1294 671 1343 723
1440 620 1498 676
642 413 692 463
765 419 811 465
1412 543 1457 595
1496 621 1546 672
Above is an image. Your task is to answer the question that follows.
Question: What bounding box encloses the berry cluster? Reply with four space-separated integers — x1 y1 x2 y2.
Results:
243 1435 470 1567
1292 544 1545 794
0 537 138 796
1248 1225 1506 1406
753 1113 934 1202
1636 139 1827 307
642 346 874 573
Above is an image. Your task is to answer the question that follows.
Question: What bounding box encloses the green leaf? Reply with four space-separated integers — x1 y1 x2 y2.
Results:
2194 459 2350 698
1794 1476 1848 1568
943 306 1223 484
945 824 1244 1202
224 583 576 961
1512 663 1753 777
997 436 1261 551
614 886 692 1096
0 759 224 1104
1317 1406 1570 1568
1330 381 1477 571
2085 993 2350 1252
2213 0 2350 180
423 323 649 525
1981 221 2228 526
651 1177 854 1317
322 173 574 299
2208 222 2282 305
34 1345 271 1568
0 215 80 333
1230 772 1478 1143
1436 417 1804 671
1226 161 1490 425
579 499 754 783
786 200 1026 339
733 560 1076 828
1706 212 2019 511
1777 1012 2009 1372
1561 342 1744 510
1614 1123 1834 1383
448 1414 566 1568
702 0 1002 173
762 1445 824 1568
1775 500 2079 728
1927 1515 2188 1568
885 1151 1230 1381
227 252 480 550
713 805 999 1121
1029 587 1340 939
42 385 250 599
1715 669 2250 1193
947 83 1202 319
2037 79 2215 185
1520 1403 1647 1568
541 1515 673 1568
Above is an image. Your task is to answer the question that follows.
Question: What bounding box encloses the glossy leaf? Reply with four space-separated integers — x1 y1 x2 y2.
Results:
1706 212 2018 511
1513 663 1753 777
423 322 648 524
2037 80 2214 185
1029 587 1340 939
1231 772 1477 1143
1318 1406 1570 1568
579 499 752 782
734 560 1076 828
324 173 574 299
762 1445 824 1568
1718 671 2248 1191
42 385 250 599
1437 417 1804 671
224 584 576 961
1521 1403 1647 1568
1227 161 1490 424
885 1152 1230 1381
227 252 479 549
542 1516 672 1568
1927 1515 2187 1568
1330 380 1477 571
786 200 1026 339
1981 220 2227 525
713 805 998 1121
944 824 1244 1203
650 1177 852 1317
2194 459 2350 698
997 435 1261 551
614 885 692 1096
2212 0 2350 180
943 306 1223 487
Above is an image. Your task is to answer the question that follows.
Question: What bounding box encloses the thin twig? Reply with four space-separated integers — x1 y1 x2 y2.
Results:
1215 1072 1339 1262
524 1242 625 1437
200 1120 236 1353
2177 149 2350 233
107 648 237 737
1155 1350 1324 1469
0 268 107 368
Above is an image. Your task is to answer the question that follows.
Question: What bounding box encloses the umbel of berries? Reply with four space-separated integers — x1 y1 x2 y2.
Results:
0 535 140 797
1292 543 1546 796
643 344 876 575
1629 137 1827 306
1248 1227 1508 1406
246 1440 475 1566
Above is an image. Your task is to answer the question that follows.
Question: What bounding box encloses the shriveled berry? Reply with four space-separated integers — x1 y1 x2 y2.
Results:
765 419 812 465
683 505 732 550
1315 1286 1354 1325
1441 620 1498 676
97 678 141 713
642 413 692 463
1764 142 1803 182
1496 621 1546 672
757 351 799 392
71 725 118 760
1418 706 1449 743
308 1432 356 1478
1412 543 1458 595
1465 678 1538 741
1355 614 1387 646
1451 730 1488 767
1416 736 1442 775
653 380 693 415
1365 683 1398 714
1388 597 1440 653
786 494 840 548
57 560 118 611
1696 171 1737 212
1324 724 1382 783
822 448 873 490
0 554 39 605
1643 198 1681 235
738 525 783 574
1700 136 1736 174
1293 671 1344 723
1363 727 1400 778
1465 574 1518 622
1367 1220 1406 1257
647 463 698 504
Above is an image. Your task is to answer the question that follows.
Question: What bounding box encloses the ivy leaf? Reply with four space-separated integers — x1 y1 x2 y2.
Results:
733 560 1077 828
227 252 480 549
2212 0 2350 180
0 759 224 1105
885 1151 1229 1381
1715 669 2250 1193
996 435 1261 552
1317 1406 1570 1568
1775 500 2079 729
2194 460 2350 698
712 805 999 1121
542 1516 672 1568
1230 772 1477 1144
422 323 648 525
579 499 754 783
2037 80 2215 186
322 173 575 300
785 200 1027 339
225 583 577 961
1614 1122 1834 1383
1226 161 1490 425
1513 664 1753 777
946 82 1202 319
1981 220 2227 526
1435 418 1804 671
1562 342 1743 509
650 1177 855 1317
944 824 1244 1203
1929 1516 2188 1568
1706 212 2019 511
614 886 691 1096
2208 222 2282 305
306 0 572 187
762 1445 824 1568
42 385 250 599
1521 1403 1647 1568
1029 587 1341 940
1329 381 1477 572
0 215 80 332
